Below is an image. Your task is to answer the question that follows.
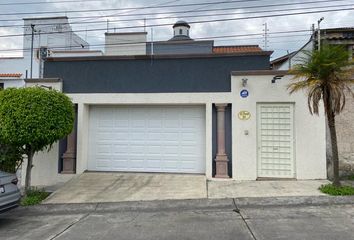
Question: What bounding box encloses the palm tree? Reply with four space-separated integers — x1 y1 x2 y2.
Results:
288 44 354 187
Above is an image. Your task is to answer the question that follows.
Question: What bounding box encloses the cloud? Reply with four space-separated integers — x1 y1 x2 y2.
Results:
0 0 353 58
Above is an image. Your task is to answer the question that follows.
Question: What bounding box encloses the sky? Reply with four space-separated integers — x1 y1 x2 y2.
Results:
0 0 353 59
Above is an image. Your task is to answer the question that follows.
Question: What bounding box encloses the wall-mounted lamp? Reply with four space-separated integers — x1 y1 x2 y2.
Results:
40 85 52 90
242 78 248 87
271 75 284 84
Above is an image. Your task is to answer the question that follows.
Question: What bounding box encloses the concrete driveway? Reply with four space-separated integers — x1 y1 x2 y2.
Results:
45 172 329 204
45 172 207 204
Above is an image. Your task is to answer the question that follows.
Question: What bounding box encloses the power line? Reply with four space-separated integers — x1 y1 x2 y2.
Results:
0 0 107 6
0 30 313 53
0 0 349 17
0 6 352 39
0 0 348 28
71 0 348 24
71 4 354 26
0 0 350 23
77 0 182 24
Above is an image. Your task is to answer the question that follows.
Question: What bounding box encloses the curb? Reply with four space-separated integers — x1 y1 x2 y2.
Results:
14 198 234 215
234 195 354 207
9 195 354 215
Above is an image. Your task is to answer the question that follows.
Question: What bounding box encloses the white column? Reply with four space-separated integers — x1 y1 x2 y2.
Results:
205 103 213 179
76 103 89 174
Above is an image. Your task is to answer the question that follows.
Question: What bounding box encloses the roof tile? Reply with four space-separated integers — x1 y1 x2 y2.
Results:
213 45 262 54
0 73 22 78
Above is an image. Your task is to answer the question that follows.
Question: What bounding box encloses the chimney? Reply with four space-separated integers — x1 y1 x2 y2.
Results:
104 32 147 56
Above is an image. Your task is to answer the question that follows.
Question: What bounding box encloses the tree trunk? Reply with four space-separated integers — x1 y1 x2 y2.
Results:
327 110 341 187
25 147 34 191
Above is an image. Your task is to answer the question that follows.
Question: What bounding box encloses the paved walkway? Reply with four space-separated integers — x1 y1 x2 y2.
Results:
45 172 329 204
208 179 329 198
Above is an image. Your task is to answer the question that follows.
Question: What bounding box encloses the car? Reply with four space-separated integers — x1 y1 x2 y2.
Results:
0 171 21 213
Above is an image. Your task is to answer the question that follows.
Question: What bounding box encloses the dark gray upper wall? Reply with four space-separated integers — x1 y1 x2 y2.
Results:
44 53 271 93
146 40 214 55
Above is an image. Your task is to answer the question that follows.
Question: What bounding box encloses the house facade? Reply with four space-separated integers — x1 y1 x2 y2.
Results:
22 52 327 187
271 27 354 177
13 20 327 187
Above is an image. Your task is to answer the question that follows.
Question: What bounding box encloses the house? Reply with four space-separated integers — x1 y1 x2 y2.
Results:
0 16 102 89
271 27 354 177
21 21 327 187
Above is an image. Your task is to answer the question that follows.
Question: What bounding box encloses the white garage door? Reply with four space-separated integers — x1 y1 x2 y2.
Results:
88 105 206 173
257 103 295 178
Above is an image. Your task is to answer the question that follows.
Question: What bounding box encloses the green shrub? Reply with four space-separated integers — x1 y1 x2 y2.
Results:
319 184 354 196
0 87 74 189
21 188 50 206
0 143 22 173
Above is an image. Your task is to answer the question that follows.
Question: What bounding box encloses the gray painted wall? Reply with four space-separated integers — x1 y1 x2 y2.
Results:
146 40 213 55
44 54 271 93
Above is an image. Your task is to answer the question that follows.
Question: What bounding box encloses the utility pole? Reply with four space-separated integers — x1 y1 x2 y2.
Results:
262 23 269 50
150 28 154 66
317 17 324 51
151 28 154 56
144 18 146 32
30 24 35 79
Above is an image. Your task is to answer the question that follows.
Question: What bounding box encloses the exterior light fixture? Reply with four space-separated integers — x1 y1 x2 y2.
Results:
242 78 248 87
271 75 284 83
40 85 52 90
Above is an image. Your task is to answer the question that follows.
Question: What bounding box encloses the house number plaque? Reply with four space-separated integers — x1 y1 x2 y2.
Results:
238 111 251 120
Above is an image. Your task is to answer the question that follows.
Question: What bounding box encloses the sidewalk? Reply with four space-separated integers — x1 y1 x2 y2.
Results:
13 196 354 216
208 179 329 198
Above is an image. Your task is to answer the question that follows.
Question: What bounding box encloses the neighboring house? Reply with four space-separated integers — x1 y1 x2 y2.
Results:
272 27 354 177
20 21 327 187
0 58 25 88
104 20 263 56
0 16 101 89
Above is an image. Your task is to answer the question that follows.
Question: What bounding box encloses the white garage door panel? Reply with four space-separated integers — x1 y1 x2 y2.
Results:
88 105 206 173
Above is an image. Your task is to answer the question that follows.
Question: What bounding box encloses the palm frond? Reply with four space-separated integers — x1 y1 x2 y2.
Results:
289 44 354 116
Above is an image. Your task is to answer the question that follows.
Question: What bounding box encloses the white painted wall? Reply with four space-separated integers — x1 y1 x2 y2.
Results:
277 41 313 70
24 71 327 186
20 143 74 187
173 26 190 37
231 74 326 180
0 79 25 88
49 50 103 57
105 32 147 56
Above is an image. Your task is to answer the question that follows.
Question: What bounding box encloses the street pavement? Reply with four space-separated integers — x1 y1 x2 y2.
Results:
1 198 354 240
